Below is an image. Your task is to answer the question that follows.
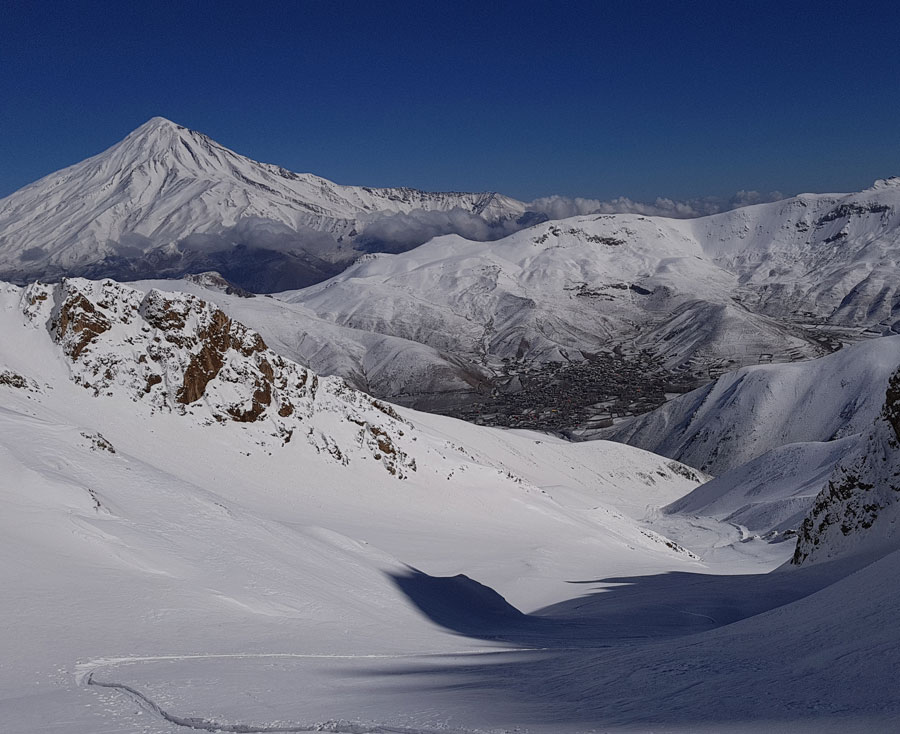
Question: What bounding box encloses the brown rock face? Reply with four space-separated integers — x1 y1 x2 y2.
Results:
177 310 232 405
175 308 269 406
32 279 416 478
54 293 111 360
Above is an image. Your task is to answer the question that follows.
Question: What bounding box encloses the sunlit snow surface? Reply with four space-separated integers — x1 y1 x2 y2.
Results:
606 335 900 474
1 279 898 733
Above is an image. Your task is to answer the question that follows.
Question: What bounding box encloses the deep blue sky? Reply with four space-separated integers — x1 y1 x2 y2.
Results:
2 0 899 201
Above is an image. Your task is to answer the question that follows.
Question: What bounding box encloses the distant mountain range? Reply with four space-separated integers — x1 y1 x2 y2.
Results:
2 117 900 426
269 176 900 419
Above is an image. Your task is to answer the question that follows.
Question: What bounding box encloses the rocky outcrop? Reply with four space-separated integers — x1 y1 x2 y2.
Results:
793 367 900 564
0 371 30 389
51 291 111 360
21 278 417 477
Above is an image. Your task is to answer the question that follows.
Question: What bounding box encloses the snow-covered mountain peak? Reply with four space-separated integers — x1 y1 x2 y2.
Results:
127 116 192 147
131 115 183 131
869 176 900 190
93 115 260 181
0 119 527 290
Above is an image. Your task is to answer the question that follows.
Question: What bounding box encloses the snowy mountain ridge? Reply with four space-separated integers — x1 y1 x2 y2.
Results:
18 276 421 476
690 181 900 325
285 176 900 341
603 336 900 474
277 212 830 415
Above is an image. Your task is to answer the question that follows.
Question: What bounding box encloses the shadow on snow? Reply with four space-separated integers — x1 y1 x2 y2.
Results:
371 553 900 729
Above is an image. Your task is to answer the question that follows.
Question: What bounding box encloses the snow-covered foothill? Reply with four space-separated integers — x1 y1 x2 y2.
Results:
604 335 900 474
281 214 823 370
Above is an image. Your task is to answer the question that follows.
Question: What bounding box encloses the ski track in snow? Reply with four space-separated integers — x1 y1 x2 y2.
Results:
76 652 540 734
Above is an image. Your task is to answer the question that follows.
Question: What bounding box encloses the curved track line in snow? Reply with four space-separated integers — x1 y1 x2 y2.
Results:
74 650 530 684
77 651 533 734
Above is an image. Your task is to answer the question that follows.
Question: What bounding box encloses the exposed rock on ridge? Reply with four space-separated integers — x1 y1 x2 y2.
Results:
23 278 416 477
793 367 900 564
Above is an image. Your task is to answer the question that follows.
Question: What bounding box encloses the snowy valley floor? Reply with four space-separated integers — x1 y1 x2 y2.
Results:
7 410 898 734
22 539 900 734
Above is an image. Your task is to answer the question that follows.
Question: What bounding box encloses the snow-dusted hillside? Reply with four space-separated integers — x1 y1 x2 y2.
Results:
694 177 900 327
0 117 526 290
604 335 900 474
282 215 824 373
268 180 900 418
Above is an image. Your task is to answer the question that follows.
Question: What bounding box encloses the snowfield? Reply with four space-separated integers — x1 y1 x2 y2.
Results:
2 277 900 732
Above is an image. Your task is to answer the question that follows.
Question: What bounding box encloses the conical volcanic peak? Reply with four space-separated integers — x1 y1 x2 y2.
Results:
0 120 526 290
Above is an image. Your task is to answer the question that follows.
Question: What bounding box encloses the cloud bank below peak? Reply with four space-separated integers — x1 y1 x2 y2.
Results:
527 189 787 220
355 189 788 251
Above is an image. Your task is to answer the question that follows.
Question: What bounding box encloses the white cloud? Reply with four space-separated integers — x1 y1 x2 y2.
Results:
526 190 785 220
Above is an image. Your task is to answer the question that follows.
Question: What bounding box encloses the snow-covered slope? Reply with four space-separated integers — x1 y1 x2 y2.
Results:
664 438 856 538
3 275 898 732
0 117 526 290
282 215 824 373
793 364 900 565
604 336 900 474
694 177 900 327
